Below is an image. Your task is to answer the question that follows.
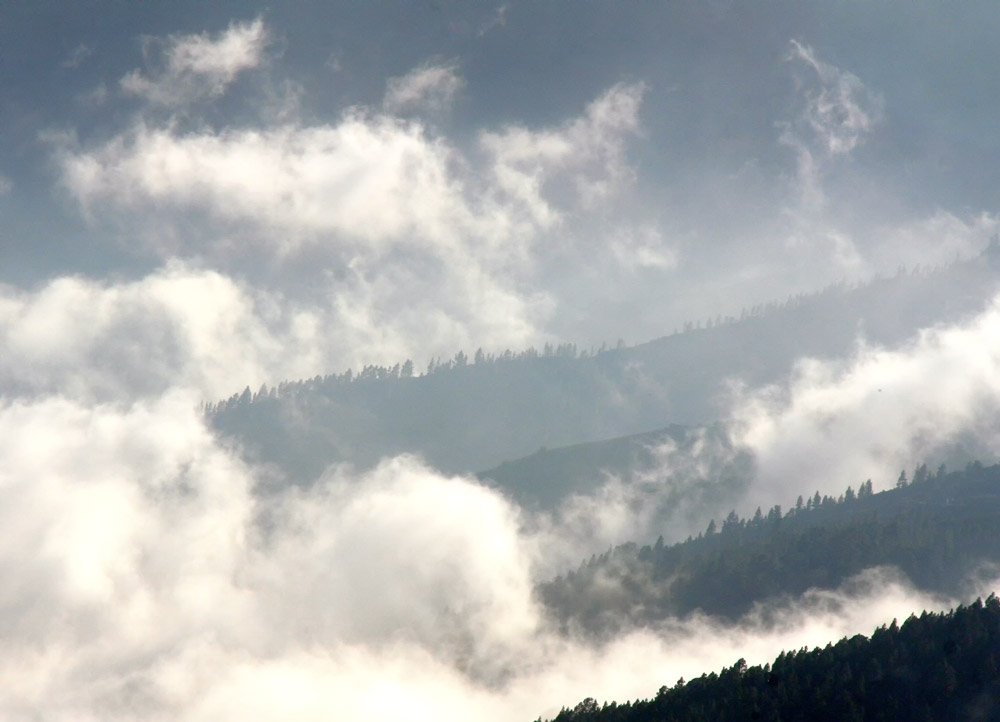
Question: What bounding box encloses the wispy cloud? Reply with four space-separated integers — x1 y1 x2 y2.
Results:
780 39 884 210
121 17 268 106
477 4 510 37
383 61 464 116
61 42 93 70
609 225 679 272
787 39 884 158
480 82 647 226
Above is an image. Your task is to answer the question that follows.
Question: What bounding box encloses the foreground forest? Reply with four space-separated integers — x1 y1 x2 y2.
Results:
534 462 1000 720
544 596 1000 722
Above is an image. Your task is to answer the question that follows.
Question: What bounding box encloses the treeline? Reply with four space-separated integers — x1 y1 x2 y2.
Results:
203 341 608 415
205 258 969 416
670 261 952 334
543 595 1000 722
542 462 1000 629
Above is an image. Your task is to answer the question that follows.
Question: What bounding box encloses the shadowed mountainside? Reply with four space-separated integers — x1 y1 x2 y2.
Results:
210 255 1000 482
541 463 1000 634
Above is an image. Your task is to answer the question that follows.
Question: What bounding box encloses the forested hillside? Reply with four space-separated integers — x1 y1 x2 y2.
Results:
542 462 1000 633
477 423 749 510
543 596 1000 722
209 255 1000 481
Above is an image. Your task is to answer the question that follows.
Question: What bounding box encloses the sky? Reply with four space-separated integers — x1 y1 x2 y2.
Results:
4 2 1000 719
3 1 1000 384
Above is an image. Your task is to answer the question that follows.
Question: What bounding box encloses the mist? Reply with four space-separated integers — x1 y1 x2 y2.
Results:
1 390 995 721
730 291 1000 510
3 4 1000 719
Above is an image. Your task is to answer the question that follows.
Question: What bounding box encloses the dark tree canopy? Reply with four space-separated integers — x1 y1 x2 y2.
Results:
542 596 1000 722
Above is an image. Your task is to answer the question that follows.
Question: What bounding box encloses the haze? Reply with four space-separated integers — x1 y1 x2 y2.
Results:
2 3 1000 720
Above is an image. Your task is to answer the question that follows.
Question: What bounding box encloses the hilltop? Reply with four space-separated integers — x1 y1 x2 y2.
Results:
209 255 1000 482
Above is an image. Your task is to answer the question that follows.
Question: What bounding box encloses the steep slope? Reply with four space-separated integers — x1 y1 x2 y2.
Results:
210 255 1000 481
542 597 1000 722
541 463 1000 633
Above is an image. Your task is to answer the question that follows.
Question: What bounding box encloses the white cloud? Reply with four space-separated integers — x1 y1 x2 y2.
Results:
62 83 646 261
0 391 990 721
480 82 646 227
0 174 12 196
121 17 268 106
55 81 651 368
529 428 750 574
384 62 464 115
62 118 474 254
0 264 325 401
0 260 547 404
730 292 1000 506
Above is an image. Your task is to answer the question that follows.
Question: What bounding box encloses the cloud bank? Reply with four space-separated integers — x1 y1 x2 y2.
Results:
0 391 991 722
5 14 1000 720
731 292 1000 507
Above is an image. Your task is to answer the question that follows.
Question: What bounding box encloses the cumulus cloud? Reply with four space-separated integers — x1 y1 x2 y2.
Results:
730 292 1000 506
62 118 474 253
61 82 646 260
121 17 268 106
56 109 554 368
384 61 464 115
55 79 654 370
0 264 326 401
0 260 547 405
